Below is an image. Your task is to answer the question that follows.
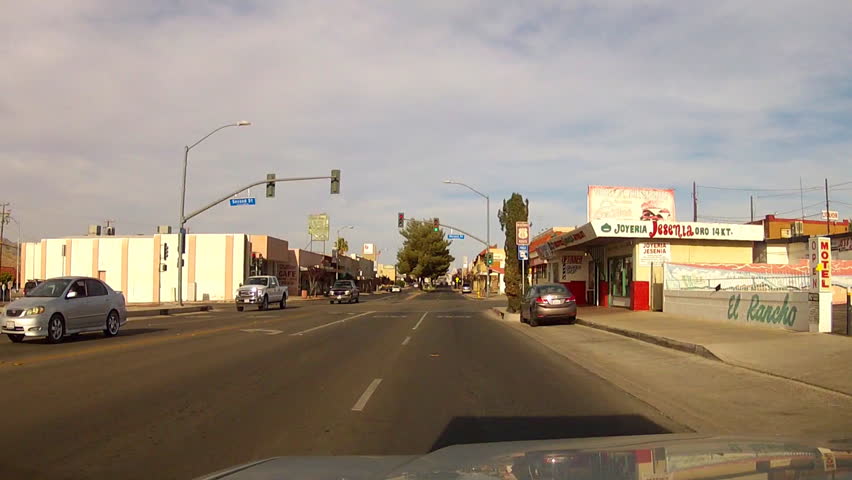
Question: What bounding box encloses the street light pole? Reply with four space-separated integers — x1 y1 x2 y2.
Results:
443 180 490 298
177 121 250 306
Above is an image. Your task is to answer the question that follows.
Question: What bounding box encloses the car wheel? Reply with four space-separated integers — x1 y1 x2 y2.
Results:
529 308 539 327
567 316 576 325
355 296 359 303
259 295 268 311
7 334 24 343
329 300 335 304
236 306 244 312
280 296 286 309
46 314 65 344
103 309 121 337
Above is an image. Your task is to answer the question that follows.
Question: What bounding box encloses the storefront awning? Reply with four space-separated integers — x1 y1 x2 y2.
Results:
547 220 764 253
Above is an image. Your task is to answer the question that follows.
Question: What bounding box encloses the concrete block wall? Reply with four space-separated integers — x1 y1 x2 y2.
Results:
664 289 809 331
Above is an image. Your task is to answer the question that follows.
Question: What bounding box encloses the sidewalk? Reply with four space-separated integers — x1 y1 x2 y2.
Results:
574 307 852 397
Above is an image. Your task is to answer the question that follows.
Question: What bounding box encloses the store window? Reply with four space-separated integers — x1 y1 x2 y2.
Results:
608 256 632 298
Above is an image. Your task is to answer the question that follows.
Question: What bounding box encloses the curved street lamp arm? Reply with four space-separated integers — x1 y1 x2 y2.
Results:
187 123 240 151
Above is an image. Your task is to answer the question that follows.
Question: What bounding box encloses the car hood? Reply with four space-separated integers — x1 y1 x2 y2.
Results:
4 296 62 312
196 434 852 480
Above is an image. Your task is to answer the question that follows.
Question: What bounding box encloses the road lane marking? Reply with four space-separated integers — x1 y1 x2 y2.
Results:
351 378 382 412
373 315 407 318
437 315 471 318
240 329 283 335
401 336 411 345
412 312 428 330
289 311 375 336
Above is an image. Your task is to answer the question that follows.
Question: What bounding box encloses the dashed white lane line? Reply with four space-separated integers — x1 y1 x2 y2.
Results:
401 336 411 346
412 312 428 330
351 378 383 412
289 311 375 336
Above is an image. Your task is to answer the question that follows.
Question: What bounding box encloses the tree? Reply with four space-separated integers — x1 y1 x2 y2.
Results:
335 237 349 255
498 193 529 313
397 220 454 284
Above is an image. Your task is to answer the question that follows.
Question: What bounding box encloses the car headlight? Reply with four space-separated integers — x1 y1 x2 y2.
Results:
25 306 46 315
345 290 350 295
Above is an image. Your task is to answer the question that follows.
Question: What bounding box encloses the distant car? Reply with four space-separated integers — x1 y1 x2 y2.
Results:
235 275 288 311
2 276 127 343
22 279 44 296
520 283 577 327
329 280 360 304
461 283 472 294
391 285 401 293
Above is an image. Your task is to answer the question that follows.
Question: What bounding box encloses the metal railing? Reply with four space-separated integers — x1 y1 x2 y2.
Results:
665 275 810 292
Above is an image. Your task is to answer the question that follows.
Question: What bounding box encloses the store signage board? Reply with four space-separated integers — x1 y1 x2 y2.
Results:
821 210 839 221
587 185 676 222
809 237 832 292
638 242 671 266
834 237 852 252
594 220 764 241
308 213 330 241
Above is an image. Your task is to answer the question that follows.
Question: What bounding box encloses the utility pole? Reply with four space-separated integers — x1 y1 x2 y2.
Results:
750 195 754 223
825 178 831 235
692 182 697 222
0 203 8 285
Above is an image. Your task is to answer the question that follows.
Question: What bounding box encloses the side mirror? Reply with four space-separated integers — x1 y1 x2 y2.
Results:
239 283 243 287
66 290 78 299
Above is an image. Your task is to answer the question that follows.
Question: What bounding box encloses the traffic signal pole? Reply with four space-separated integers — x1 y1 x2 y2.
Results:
178 173 337 305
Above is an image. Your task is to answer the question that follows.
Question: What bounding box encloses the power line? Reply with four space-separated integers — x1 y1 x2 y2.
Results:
697 184 822 192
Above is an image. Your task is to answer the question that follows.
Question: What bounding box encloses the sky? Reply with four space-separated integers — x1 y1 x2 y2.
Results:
4 0 852 267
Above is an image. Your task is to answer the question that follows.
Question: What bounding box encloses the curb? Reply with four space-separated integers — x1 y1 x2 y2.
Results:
127 305 213 318
490 307 520 322
575 318 721 361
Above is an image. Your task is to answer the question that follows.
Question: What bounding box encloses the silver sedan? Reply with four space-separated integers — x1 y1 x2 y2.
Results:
1 277 127 344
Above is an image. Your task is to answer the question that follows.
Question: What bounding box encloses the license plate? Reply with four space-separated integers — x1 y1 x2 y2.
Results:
5 321 14 329
551 299 564 305
337 295 343 300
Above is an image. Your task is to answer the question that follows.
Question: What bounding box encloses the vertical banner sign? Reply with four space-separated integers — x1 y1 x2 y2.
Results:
516 222 530 246
808 236 832 333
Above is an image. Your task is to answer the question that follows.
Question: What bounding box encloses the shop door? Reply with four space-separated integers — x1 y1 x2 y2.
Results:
608 256 632 308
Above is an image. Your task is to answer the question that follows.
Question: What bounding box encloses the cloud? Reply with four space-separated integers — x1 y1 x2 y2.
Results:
3 0 852 265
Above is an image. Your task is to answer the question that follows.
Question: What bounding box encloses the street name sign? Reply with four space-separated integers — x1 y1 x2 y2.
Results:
229 197 256 206
447 234 465 239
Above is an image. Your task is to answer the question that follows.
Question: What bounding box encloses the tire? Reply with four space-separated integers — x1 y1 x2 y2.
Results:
259 295 268 311
103 309 121 337
355 296 359 303
236 306 244 312
529 308 539 327
7 334 24 343
46 314 65 344
567 316 577 325
329 300 335 304
280 296 286 309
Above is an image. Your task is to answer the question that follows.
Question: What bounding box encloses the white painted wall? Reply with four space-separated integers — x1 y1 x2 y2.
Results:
45 239 65 278
195 235 227 301
70 239 94 277
232 234 247 298
663 290 809 331
127 238 154 303
22 242 41 281
98 238 124 291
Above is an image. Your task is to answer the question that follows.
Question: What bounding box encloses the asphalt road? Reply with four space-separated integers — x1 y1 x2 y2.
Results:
0 288 685 479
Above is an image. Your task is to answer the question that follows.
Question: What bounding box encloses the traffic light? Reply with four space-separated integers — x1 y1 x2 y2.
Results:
163 243 169 261
398 212 405 228
330 169 341 194
485 252 494 266
266 173 275 198
433 218 440 232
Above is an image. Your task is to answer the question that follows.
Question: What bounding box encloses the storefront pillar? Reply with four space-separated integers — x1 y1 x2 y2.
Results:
598 280 609 307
